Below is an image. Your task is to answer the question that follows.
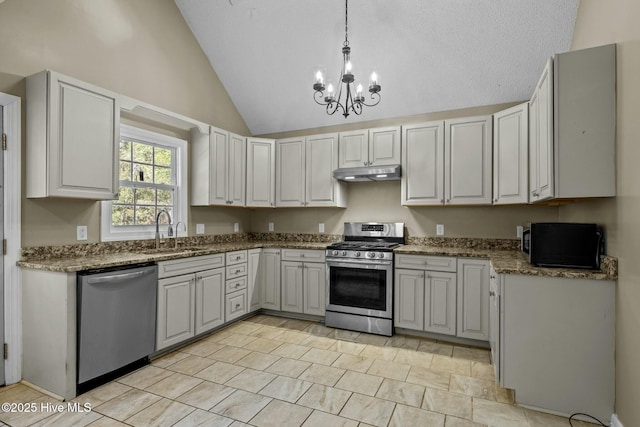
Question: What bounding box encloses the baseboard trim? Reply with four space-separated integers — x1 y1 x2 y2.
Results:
611 414 624 427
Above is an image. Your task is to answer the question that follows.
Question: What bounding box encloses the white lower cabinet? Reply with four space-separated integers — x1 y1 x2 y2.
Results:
456 259 490 341
261 249 282 311
280 249 326 316
195 268 225 335
281 261 304 313
247 248 262 312
225 250 249 322
424 270 457 335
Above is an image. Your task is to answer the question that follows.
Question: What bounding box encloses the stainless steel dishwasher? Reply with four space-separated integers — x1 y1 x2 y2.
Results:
77 263 157 394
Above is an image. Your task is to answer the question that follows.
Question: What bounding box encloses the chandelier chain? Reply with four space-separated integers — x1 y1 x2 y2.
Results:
344 0 349 46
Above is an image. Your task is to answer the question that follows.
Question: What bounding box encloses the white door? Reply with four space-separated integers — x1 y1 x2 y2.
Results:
338 129 368 168
456 259 490 341
246 138 275 207
195 268 225 335
227 133 246 206
0 105 4 384
424 271 457 335
401 122 444 206
369 126 401 166
157 274 195 350
394 269 424 330
303 263 326 315
306 133 339 207
281 261 303 313
276 137 305 206
493 103 529 205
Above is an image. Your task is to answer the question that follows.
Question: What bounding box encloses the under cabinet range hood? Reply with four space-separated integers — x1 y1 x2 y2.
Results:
333 165 401 182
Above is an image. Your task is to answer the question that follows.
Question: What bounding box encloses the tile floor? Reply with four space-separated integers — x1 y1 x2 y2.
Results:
0 314 598 427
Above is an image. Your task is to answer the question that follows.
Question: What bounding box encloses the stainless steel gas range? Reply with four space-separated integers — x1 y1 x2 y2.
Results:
325 222 405 336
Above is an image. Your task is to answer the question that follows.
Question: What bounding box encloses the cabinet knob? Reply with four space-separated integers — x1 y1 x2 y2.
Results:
363 161 368 166
235 303 240 309
235 283 240 288
235 269 241 274
300 254 305 257
489 291 496 297
236 256 241 260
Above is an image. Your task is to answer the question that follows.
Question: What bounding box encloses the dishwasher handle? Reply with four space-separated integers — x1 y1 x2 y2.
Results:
86 268 155 285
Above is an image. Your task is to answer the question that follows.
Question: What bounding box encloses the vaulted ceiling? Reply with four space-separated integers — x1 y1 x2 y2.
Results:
175 0 578 136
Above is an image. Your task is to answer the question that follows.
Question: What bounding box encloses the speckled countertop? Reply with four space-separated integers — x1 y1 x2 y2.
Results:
18 233 617 280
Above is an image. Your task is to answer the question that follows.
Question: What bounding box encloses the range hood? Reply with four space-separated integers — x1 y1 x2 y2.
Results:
333 165 401 182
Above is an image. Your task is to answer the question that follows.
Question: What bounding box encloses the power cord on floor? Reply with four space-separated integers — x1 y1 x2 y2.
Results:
569 412 608 426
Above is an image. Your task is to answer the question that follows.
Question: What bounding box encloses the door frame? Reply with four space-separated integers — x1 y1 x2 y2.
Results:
1 92 21 384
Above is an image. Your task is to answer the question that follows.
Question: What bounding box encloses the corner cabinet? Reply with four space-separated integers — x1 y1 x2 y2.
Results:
246 137 276 207
26 70 119 199
338 126 401 168
191 127 246 206
493 103 529 205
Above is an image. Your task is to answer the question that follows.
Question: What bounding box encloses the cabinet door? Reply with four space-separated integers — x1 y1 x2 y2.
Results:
247 248 262 312
47 72 119 199
369 126 401 166
338 129 368 168
306 133 344 207
228 133 246 206
157 274 195 350
401 122 444 206
530 58 554 202
394 269 425 330
445 116 493 205
276 137 306 206
281 261 304 313
246 137 275 207
456 259 490 341
209 127 229 205
489 268 501 383
195 268 225 335
261 249 281 311
303 262 326 316
424 271 457 335
493 103 529 205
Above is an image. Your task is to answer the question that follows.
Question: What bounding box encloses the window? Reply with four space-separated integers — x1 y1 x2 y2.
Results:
101 124 187 241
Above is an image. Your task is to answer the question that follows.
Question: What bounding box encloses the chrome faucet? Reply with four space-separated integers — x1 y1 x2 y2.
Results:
155 209 173 249
174 221 186 248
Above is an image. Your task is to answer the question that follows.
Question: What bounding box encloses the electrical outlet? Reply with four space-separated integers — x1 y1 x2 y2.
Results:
234 223 240 233
268 222 274 232
196 224 205 235
436 224 445 236
77 225 88 241
319 223 325 233
516 226 524 238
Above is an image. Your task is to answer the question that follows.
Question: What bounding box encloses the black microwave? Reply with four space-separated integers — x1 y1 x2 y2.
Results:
522 223 604 269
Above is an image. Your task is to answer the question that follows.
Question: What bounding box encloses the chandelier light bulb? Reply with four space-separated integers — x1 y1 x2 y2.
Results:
370 71 378 85
356 84 363 96
315 70 324 84
327 83 334 95
345 61 352 73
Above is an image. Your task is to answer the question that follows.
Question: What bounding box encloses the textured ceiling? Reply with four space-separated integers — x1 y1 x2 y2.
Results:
175 0 578 136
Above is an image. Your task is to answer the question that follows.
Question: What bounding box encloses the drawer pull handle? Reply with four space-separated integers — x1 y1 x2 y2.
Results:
300 254 305 257
235 283 240 288
236 256 241 260
235 269 241 274
235 303 240 309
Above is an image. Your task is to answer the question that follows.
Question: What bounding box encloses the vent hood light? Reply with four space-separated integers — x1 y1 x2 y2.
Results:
333 165 401 182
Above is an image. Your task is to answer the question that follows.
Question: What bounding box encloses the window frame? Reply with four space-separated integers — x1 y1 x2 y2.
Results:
101 124 188 242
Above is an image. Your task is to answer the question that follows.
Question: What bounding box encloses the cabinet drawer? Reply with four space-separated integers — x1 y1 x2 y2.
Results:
226 288 248 322
281 249 325 263
226 276 247 294
158 254 225 278
395 254 457 272
226 250 248 266
226 263 248 280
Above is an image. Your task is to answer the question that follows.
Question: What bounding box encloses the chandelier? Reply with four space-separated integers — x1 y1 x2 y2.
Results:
313 0 381 118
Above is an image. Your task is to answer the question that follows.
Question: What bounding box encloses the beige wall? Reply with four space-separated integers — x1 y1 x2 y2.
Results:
0 0 251 246
564 1 640 425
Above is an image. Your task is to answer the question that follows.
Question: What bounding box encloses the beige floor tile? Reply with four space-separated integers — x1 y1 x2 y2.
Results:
74 381 132 407
431 355 472 376
297 384 352 414
452 346 491 364
339 393 396 427
304 323 334 337
151 351 190 368
124 398 194 427
175 381 235 410
367 359 410 381
210 389 272 423
166 355 217 376
385 335 421 350
280 318 315 331
360 345 398 361
300 335 336 350
388 403 445 427
329 340 367 356
470 362 495 381
405 366 451 390
376 378 425 407
193 361 244 384
326 329 362 342
449 375 496 401
181 340 225 357
0 383 45 403
94 389 161 422
495 385 514 404
250 399 313 427
249 315 289 327
265 357 312 378
444 415 488 427
331 353 375 373
422 387 472 419
243 337 284 353
271 343 311 359
334 371 384 397
224 321 263 335
224 368 277 393
235 351 280 370
300 348 341 366
394 349 434 368
302 410 358 427
217 333 258 348
172 409 235 427
25 407 102 427
229 422 252 427
472 398 528 427
247 325 286 340
298 363 346 386
417 340 454 356
117 365 173 389
279 330 312 344
0 396 60 427
145 372 202 399
353 333 389 347
259 376 312 403
86 417 132 426
204 329 236 343
208 346 252 363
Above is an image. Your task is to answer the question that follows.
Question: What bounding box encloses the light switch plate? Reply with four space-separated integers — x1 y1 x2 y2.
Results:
196 224 205 235
319 223 325 233
234 223 239 233
268 222 274 232
436 224 445 236
77 225 88 241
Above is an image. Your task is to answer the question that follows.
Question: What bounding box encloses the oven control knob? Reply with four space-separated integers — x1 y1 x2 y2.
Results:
366 252 376 258
355 252 361 257
332 250 338 256
378 253 385 259
341 251 347 256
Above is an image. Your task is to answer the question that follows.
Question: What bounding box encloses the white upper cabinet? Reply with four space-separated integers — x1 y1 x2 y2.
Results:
445 116 493 205
191 127 246 206
26 70 119 199
246 137 276 207
529 44 616 202
338 126 401 168
276 133 346 207
401 121 445 206
493 103 529 205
